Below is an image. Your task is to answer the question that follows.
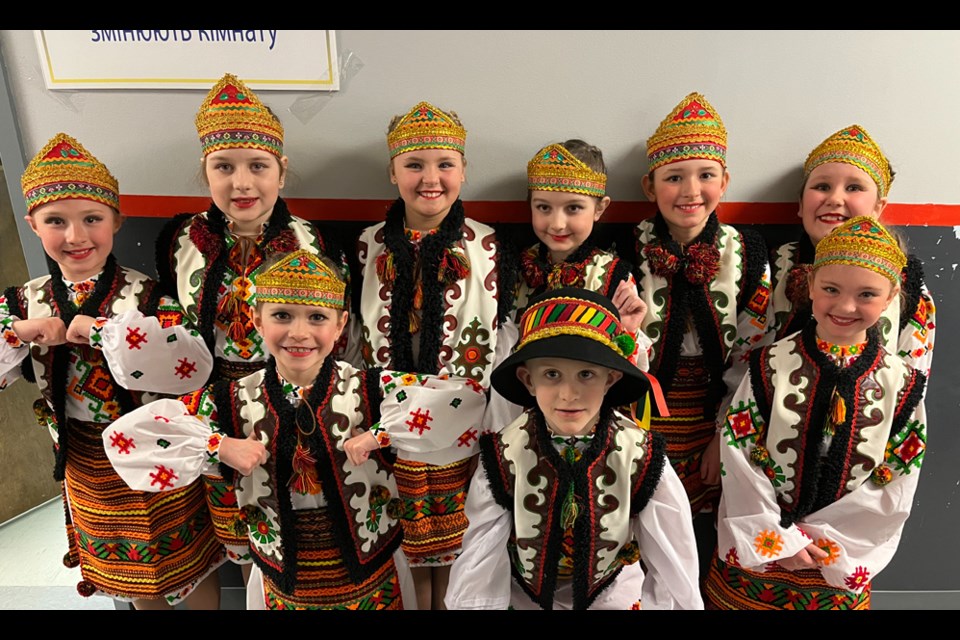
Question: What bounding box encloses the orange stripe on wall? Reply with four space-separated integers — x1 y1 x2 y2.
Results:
116 195 960 226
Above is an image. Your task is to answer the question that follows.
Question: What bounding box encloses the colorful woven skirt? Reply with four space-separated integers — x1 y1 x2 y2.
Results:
261 507 403 609
704 549 871 610
205 358 266 561
64 419 224 603
392 456 471 566
650 355 720 514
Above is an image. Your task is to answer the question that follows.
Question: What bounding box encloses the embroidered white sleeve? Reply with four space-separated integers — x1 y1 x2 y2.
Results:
91 308 214 394
377 370 487 454
102 398 222 492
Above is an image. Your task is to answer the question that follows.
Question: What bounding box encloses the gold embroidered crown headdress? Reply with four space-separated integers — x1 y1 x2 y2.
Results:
527 143 606 198
254 250 346 309
21 133 120 213
195 73 284 157
646 92 727 173
387 101 466 158
814 216 906 285
804 125 893 198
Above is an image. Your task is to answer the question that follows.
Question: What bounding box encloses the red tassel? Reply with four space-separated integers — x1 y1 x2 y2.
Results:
289 442 322 495
376 252 396 284
438 249 470 284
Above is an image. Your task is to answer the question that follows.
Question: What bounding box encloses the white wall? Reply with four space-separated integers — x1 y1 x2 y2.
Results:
3 29 958 206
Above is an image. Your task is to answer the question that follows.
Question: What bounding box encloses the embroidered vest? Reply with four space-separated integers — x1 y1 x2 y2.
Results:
214 361 401 594
19 265 162 422
480 409 666 610
358 217 501 388
745 325 925 527
159 208 322 361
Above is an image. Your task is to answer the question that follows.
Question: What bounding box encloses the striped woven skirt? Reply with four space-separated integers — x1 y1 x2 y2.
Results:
392 457 471 566
650 355 720 515
704 549 871 610
204 358 266 562
261 507 403 609
64 418 224 603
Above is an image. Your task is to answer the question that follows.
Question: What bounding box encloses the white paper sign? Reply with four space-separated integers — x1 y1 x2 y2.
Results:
34 30 339 91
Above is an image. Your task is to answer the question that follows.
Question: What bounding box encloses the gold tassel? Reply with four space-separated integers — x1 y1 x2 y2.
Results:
561 491 579 530
825 390 846 437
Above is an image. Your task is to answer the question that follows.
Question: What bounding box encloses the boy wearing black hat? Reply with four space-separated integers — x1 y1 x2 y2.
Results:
445 287 703 610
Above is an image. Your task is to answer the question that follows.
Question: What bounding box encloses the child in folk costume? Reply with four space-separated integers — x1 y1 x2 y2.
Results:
623 92 771 581
445 287 702 610
154 73 349 567
766 125 934 376
356 101 517 609
484 139 650 432
704 217 927 610
103 250 486 610
0 133 222 609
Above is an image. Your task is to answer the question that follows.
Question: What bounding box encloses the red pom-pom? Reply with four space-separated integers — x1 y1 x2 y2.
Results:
76 580 97 597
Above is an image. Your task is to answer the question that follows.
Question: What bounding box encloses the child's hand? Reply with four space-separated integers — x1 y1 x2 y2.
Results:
777 543 830 571
343 431 378 466
11 317 67 346
218 432 268 476
66 315 97 345
700 432 722 485
611 279 647 335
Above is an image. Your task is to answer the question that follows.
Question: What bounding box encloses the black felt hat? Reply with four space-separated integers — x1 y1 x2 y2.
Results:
491 287 652 408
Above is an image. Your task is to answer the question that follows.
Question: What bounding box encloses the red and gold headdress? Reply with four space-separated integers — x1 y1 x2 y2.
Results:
804 125 893 197
21 133 119 213
814 216 906 285
387 101 466 158
646 92 727 173
254 250 346 309
527 143 606 198
195 73 284 157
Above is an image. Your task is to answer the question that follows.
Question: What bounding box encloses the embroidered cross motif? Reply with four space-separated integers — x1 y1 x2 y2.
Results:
457 428 478 448
174 358 198 380
149 465 178 489
108 431 136 455
405 407 433 436
125 326 148 350
754 530 783 558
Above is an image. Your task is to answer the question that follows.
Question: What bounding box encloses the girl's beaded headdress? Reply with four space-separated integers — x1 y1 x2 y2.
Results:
646 92 727 173
254 250 346 309
527 143 606 198
814 216 906 285
21 133 119 213
195 73 284 157
804 124 892 197
387 101 466 158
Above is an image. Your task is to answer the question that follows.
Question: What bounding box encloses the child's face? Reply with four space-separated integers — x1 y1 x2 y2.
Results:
205 149 287 235
530 191 610 262
516 357 622 437
800 163 887 244
253 302 347 387
808 264 897 346
390 149 465 231
26 199 122 282
641 159 729 243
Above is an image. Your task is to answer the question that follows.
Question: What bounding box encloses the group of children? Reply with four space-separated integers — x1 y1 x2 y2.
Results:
0 75 934 610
